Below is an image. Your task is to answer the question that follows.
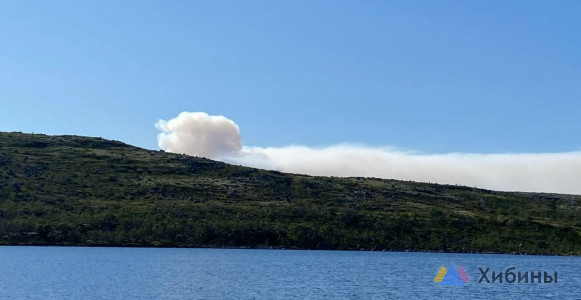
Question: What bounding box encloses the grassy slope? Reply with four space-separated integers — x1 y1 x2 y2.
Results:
0 132 580 254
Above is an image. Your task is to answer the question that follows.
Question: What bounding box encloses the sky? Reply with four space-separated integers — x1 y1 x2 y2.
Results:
1 1 581 193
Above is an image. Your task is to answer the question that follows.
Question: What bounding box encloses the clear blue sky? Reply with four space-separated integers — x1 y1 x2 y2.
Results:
1 1 579 153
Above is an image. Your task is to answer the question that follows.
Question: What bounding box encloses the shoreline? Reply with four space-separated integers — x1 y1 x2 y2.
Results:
0 243 577 257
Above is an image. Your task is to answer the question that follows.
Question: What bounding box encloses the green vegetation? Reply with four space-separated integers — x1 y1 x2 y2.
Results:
0 132 580 255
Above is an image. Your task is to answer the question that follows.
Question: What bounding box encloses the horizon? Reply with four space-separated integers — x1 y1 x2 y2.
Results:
3 130 581 196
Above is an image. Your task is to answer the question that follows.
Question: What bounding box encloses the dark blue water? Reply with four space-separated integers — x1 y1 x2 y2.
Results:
0 247 579 299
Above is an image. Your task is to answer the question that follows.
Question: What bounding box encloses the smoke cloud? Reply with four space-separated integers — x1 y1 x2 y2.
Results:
156 112 581 194
156 112 242 158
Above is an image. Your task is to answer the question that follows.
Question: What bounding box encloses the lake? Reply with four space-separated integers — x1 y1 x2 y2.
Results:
0 247 579 299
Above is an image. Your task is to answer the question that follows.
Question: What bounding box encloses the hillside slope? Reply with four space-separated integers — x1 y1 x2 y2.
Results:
0 132 580 254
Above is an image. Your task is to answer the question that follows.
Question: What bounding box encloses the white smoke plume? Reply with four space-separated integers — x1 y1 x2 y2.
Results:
156 112 581 194
156 112 242 158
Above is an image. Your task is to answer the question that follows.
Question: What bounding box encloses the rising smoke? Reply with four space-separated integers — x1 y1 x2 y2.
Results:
156 112 581 194
156 112 242 158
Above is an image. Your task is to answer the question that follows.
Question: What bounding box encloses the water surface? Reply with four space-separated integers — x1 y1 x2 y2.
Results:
0 247 579 299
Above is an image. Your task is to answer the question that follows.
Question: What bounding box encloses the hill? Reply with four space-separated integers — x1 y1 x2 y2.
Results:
0 132 580 254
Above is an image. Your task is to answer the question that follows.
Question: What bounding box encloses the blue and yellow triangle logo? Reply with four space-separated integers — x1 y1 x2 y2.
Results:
434 265 470 286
